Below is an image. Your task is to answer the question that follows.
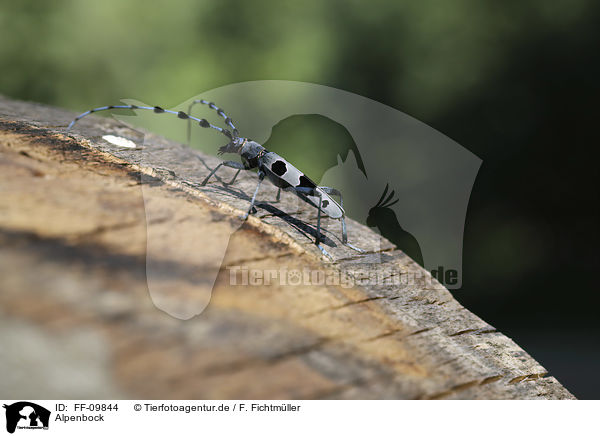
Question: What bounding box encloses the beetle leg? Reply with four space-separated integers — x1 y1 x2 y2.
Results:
319 186 365 253
242 170 265 220
201 160 245 186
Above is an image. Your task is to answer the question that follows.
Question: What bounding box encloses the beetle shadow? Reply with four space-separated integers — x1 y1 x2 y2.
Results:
200 179 337 247
256 202 337 247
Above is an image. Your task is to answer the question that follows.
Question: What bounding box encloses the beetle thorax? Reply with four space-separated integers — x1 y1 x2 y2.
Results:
240 140 266 160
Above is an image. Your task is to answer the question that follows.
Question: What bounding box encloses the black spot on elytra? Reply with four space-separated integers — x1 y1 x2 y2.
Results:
271 160 287 176
322 200 329 208
298 175 316 189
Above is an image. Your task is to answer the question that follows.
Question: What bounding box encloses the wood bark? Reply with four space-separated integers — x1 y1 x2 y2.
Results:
0 96 574 399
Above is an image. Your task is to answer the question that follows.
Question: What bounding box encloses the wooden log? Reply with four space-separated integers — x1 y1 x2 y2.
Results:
0 95 574 399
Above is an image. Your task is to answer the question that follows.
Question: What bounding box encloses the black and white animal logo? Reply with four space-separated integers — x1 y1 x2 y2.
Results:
3 402 50 434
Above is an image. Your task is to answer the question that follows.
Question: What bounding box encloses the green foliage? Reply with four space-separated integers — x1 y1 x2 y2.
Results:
0 0 591 115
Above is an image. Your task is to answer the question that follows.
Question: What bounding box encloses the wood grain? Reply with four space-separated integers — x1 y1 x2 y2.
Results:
0 96 574 399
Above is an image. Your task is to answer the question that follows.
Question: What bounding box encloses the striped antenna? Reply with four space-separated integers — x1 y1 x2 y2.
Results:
66 104 234 141
187 99 240 146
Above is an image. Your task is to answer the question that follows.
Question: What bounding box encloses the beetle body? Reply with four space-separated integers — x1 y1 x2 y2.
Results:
236 140 343 219
66 100 363 257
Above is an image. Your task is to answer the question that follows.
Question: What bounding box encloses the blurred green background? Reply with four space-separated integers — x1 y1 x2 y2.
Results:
1 0 598 398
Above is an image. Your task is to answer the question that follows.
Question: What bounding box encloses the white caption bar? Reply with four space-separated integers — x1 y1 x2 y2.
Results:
0 400 595 436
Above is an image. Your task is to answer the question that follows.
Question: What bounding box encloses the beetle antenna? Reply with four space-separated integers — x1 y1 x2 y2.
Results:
187 99 240 146
66 104 234 141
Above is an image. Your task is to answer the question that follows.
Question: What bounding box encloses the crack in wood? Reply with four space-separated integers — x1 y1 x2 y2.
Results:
304 296 386 318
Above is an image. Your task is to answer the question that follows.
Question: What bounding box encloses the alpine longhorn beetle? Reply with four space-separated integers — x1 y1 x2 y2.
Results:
66 100 365 257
